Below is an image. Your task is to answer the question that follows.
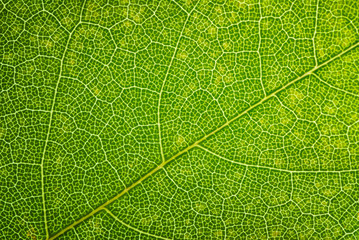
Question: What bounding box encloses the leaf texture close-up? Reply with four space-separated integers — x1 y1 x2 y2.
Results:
1 0 359 239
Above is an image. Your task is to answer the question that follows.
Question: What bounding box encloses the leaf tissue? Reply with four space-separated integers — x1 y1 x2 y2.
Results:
1 0 359 239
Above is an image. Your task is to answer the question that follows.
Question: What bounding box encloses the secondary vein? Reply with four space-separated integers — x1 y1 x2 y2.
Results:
40 1 87 238
157 5 194 163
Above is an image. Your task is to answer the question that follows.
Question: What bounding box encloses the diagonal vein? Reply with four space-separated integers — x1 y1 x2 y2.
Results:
48 40 359 239
104 208 172 240
197 145 359 173
312 72 359 98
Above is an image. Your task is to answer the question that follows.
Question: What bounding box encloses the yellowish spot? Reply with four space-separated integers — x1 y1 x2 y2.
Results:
3 52 14 61
222 41 232 51
211 207 221 215
0 167 7 177
343 53 355 62
124 20 132 28
67 52 77 65
188 82 197 91
119 38 127 47
318 49 325 58
262 20 271 30
217 15 225 24
132 14 141 23
128 157 139 168
195 202 206 211
214 230 223 237
272 231 280 237
26 226 36 240
184 26 192 36
103 9 110 18
229 12 238 24
321 126 330 135
141 217 151 226
218 65 226 74
290 88 304 101
323 188 336 197
92 86 100 96
208 26 217 35
0 128 6 139
180 167 193 175
42 39 53 49
228 229 235 236
56 157 62 165
85 27 97 38
29 36 37 42
62 17 71 27
315 181 322 188
340 30 354 49
215 6 223 14
222 190 231 197
198 37 209 48
57 114 68 123
27 65 35 74
324 105 336 115
280 117 290 125
214 75 222 86
176 135 185 146
234 171 242 180
178 51 188 60
224 74 234 83
333 138 347 149
79 27 86 35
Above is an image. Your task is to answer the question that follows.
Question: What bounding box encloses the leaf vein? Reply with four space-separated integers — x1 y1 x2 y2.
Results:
157 4 194 163
197 145 359 173
41 1 87 238
104 208 171 240
48 38 359 240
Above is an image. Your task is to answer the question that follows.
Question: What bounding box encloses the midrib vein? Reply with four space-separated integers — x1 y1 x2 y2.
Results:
48 42 359 240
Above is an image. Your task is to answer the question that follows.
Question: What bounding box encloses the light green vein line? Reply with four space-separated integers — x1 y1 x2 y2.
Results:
312 72 359 98
197 145 359 173
157 4 194 163
258 0 266 96
41 1 87 238
313 0 319 66
104 208 171 240
48 41 359 240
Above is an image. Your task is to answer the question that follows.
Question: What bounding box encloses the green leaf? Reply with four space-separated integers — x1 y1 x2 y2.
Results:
1 0 359 239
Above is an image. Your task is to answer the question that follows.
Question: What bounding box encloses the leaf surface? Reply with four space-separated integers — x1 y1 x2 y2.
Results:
1 0 359 239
